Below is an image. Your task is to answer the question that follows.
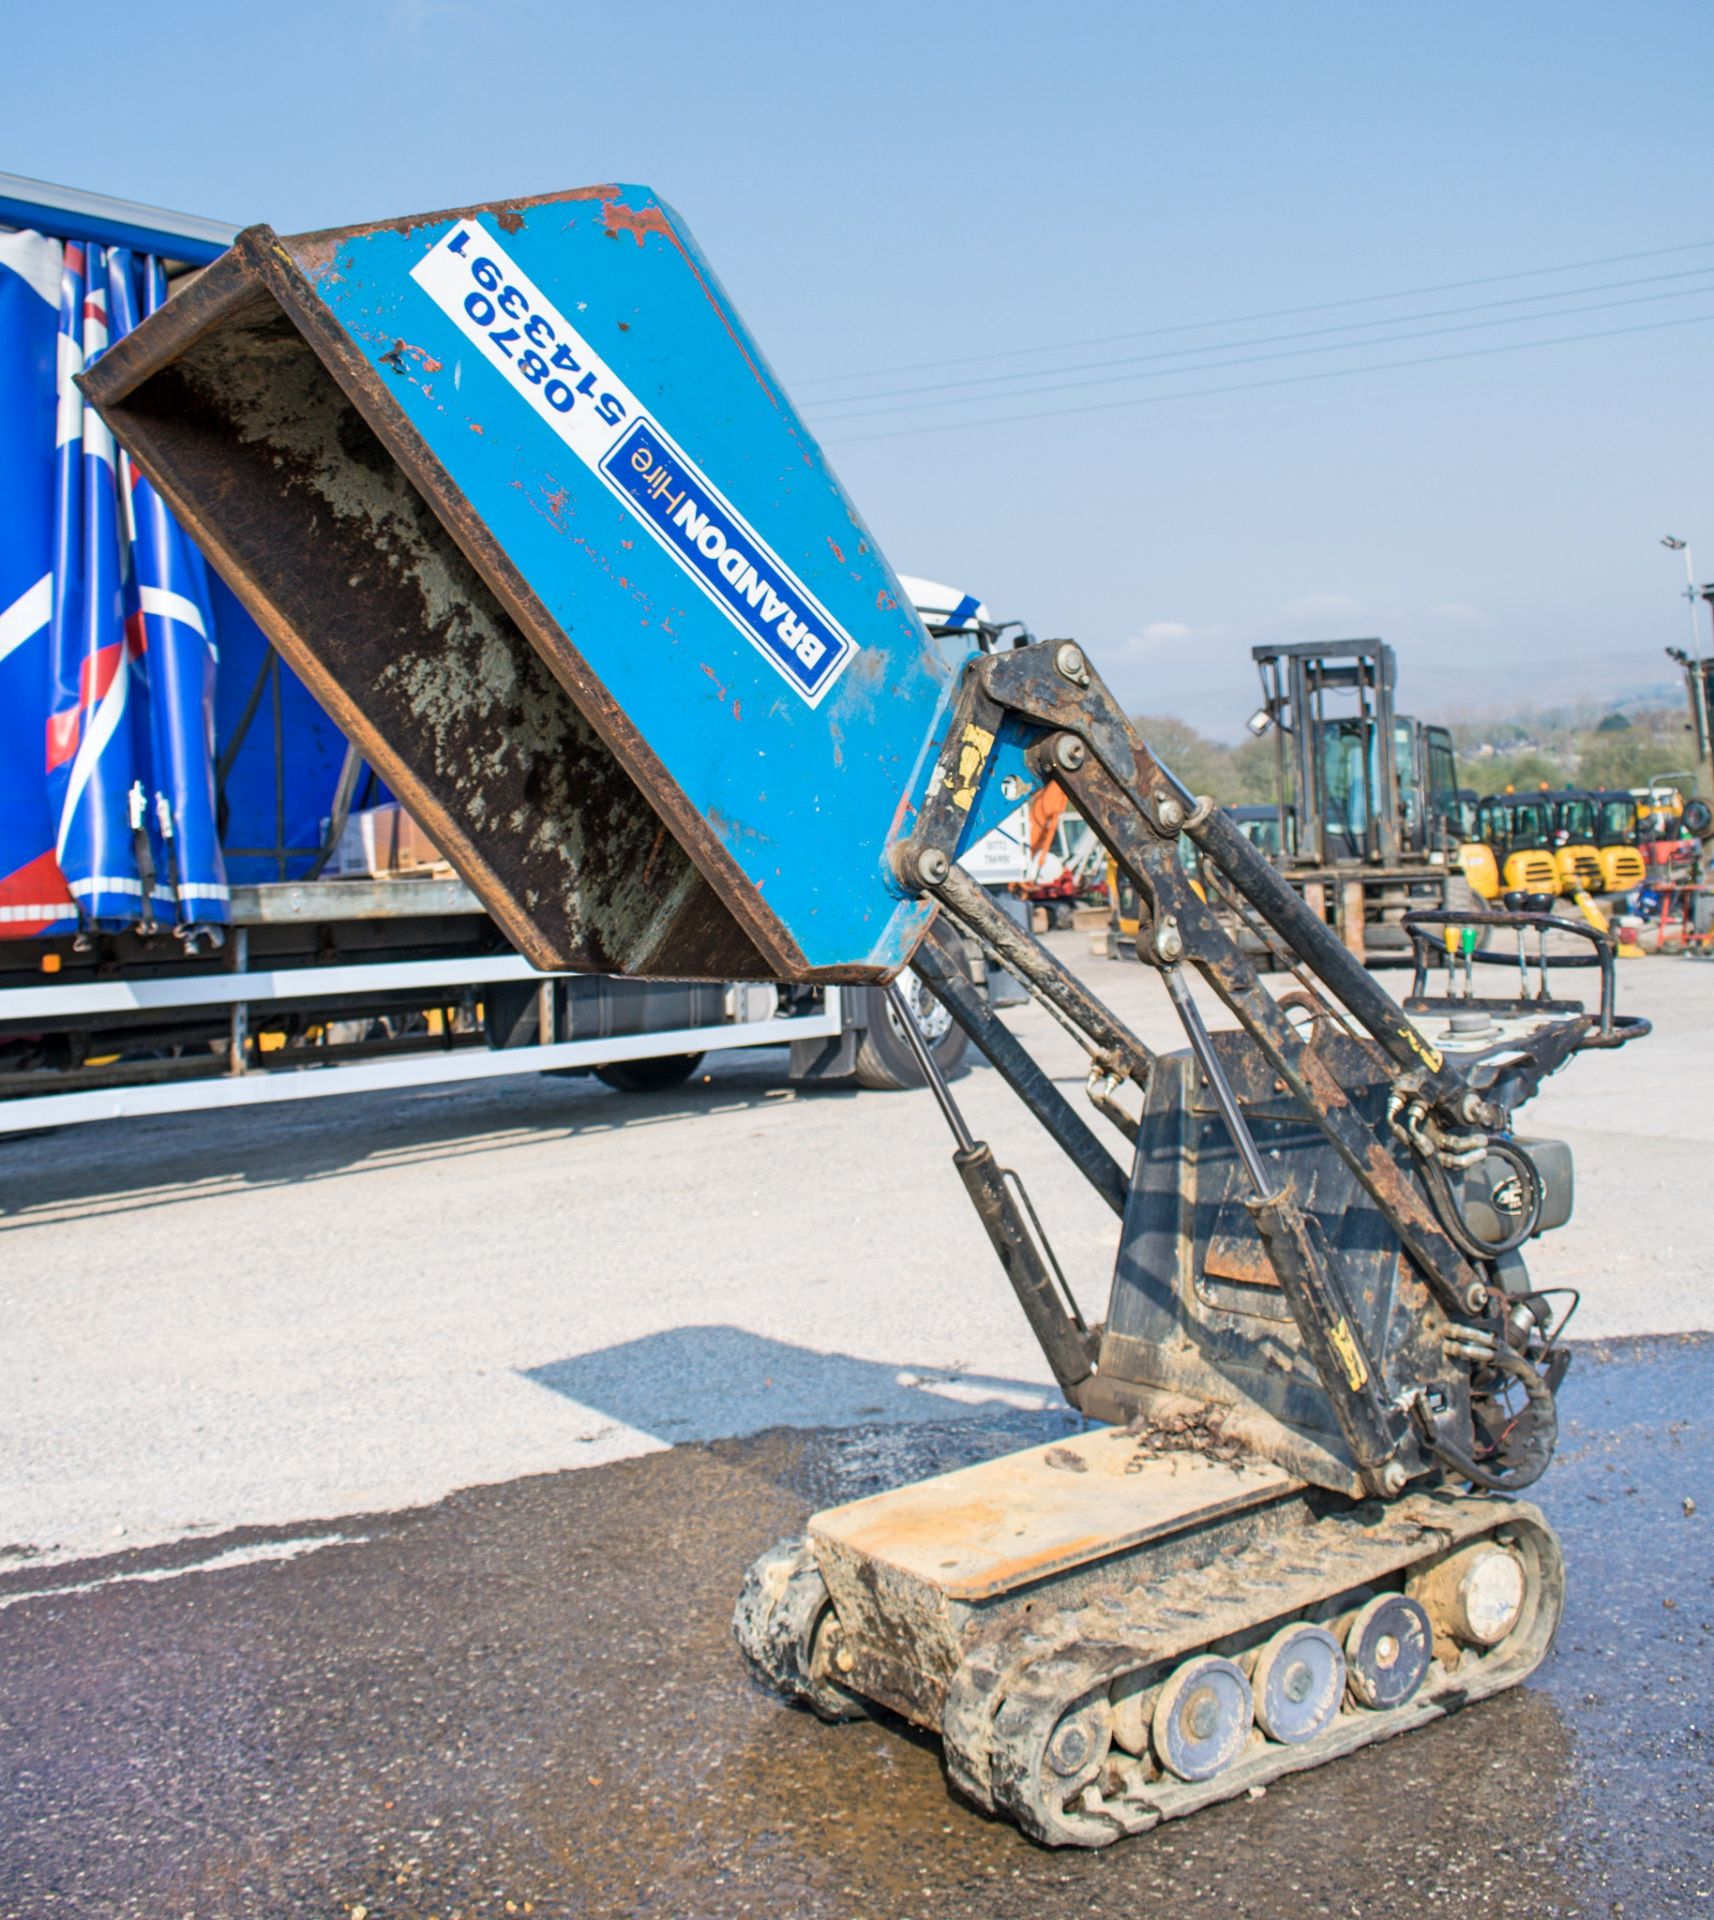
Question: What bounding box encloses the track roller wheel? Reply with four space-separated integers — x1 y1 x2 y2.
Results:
1247 1622 1346 1744
1152 1655 1254 1781
732 1537 865 1722
1343 1593 1432 1710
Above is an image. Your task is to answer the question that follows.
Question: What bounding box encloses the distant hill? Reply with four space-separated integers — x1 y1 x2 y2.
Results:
1138 691 1699 807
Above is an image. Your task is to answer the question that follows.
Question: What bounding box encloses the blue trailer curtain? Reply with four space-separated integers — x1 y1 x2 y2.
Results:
0 229 74 936
111 254 226 925
0 229 228 939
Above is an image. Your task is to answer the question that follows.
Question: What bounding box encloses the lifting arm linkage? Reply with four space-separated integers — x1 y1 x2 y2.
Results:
890 644 1501 1495
971 645 1502 1135
893 651 1491 1314
893 676 1153 1091
1057 753 1487 1322
955 763 1444 1493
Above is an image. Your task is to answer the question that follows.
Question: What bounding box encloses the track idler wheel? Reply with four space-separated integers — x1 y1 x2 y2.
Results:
989 1664 1122 1848
1247 1623 1346 1744
1151 1655 1254 1781
732 1537 865 1722
1413 1542 1528 1649
1342 1593 1433 1710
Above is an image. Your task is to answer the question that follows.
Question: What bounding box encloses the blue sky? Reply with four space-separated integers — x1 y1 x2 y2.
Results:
9 0 1712 733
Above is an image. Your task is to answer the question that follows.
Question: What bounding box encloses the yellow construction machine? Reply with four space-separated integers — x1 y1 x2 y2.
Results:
1461 792 1561 900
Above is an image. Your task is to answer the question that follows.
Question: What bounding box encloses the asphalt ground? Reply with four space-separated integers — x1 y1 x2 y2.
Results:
1 940 1710 1915
0 1337 1707 1918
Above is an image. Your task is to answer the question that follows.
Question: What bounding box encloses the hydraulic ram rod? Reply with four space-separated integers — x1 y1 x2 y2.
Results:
910 923 1130 1219
886 984 1095 1398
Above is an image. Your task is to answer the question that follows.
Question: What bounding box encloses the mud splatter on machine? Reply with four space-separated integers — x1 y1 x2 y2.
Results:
82 186 1647 1846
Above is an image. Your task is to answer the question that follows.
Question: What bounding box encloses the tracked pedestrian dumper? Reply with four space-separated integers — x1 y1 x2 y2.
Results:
81 186 1647 1847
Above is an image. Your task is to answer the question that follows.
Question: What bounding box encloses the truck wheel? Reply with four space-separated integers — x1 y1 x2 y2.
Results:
595 1052 704 1093
852 965 971 1091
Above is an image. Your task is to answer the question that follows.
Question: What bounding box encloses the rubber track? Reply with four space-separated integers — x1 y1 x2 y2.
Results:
941 1489 1562 1846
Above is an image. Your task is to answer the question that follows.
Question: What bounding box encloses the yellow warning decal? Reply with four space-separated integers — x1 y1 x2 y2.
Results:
947 722 997 812
1398 1024 1444 1073
1328 1317 1369 1392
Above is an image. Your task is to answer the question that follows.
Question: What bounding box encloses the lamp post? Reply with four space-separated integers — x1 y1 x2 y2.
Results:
1660 536 1710 657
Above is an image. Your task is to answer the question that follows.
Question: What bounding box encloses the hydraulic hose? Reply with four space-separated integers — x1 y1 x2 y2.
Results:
1416 1345 1559 1492
1421 1136 1544 1263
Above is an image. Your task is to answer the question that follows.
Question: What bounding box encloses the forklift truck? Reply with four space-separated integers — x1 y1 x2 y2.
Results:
1247 639 1469 959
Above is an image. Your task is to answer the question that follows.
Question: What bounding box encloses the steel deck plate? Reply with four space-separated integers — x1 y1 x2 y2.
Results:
810 1426 1297 1602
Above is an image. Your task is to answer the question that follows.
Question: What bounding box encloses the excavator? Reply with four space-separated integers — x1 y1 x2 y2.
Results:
1464 791 1563 899
81 185 1646 1849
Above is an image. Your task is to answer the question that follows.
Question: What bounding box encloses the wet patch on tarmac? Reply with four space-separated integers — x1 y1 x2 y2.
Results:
0 1335 1709 1919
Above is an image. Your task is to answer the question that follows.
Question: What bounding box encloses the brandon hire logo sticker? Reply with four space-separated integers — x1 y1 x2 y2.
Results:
410 219 858 706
